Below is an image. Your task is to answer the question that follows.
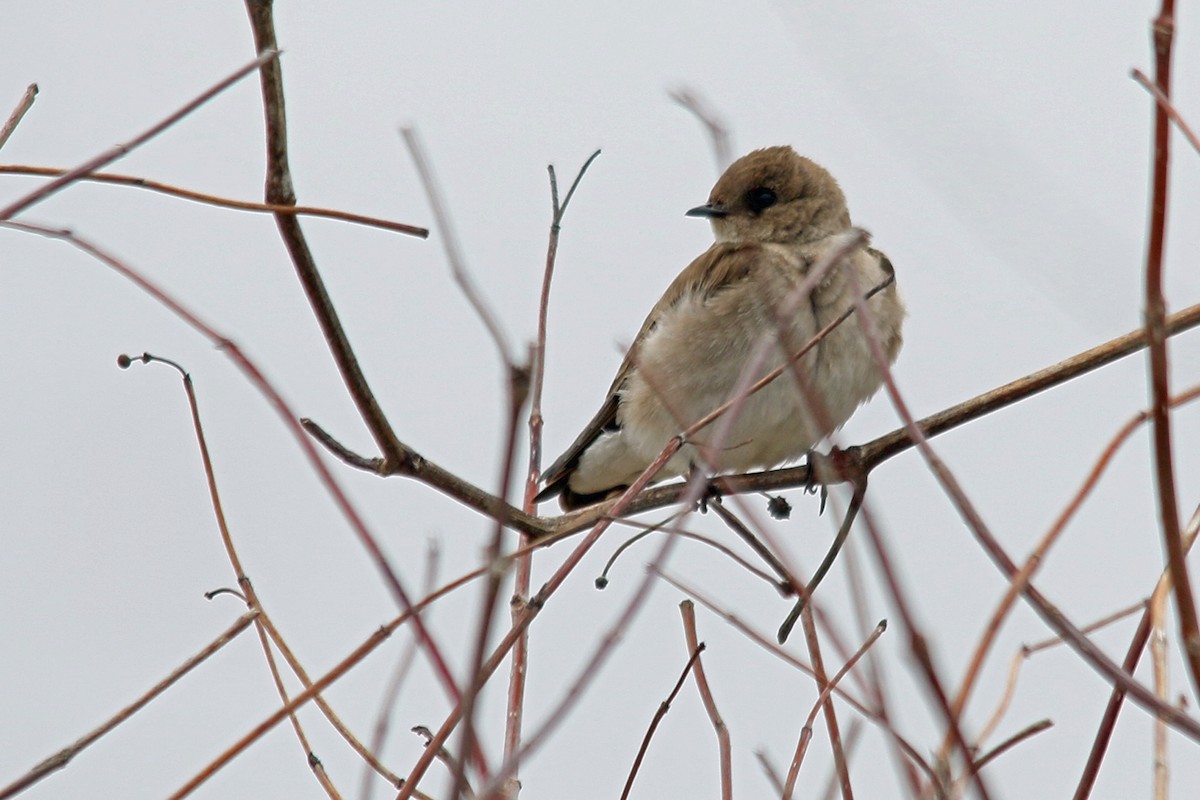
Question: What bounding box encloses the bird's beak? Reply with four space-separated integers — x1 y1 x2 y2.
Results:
685 202 728 219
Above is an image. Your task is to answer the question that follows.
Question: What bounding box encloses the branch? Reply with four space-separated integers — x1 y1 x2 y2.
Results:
543 301 1200 536
401 126 511 363
0 83 37 151
0 611 258 799
0 165 428 236
242 0 414 479
1139 0 1200 703
0 52 277 220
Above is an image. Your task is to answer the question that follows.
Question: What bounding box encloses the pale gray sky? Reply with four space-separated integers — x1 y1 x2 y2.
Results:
3 2 1199 798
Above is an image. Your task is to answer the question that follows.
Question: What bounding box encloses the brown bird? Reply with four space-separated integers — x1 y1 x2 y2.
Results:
536 146 905 510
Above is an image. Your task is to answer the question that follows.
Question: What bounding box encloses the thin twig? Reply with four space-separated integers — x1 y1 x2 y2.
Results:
7 217 461 780
618 644 706 800
450 360 532 800
1073 504 1200 799
124 354 410 791
970 719 1053 773
655 569 937 783
1139 0 1200 705
783 621 886 800
363 541 441 799
975 601 1145 752
756 751 789 798
504 150 602 799
242 0 418 507
670 86 733 171
0 165 428 235
840 536 921 795
0 52 277 220
795 605 854 800
777 481 867 644
0 83 37 151
945 383 1200 759
843 257 1200 744
1132 68 1200 156
606 512 789 591
0 611 258 799
401 126 510 362
680 601 733 800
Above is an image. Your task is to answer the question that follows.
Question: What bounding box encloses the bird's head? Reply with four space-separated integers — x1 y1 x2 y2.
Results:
686 146 851 245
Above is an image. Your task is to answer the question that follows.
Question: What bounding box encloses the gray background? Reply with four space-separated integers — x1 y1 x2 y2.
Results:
3 1 1200 797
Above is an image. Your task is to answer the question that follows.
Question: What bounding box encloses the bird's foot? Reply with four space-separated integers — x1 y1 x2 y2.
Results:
803 451 830 515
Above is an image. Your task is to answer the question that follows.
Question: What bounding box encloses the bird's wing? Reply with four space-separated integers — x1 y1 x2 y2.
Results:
536 241 764 503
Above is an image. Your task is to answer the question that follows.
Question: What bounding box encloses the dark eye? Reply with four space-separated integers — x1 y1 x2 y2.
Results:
745 187 777 213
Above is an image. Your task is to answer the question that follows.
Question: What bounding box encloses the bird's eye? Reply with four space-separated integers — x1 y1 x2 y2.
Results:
745 187 777 213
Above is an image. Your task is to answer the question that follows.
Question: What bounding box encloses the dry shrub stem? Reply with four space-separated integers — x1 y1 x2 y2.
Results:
1140 0 1200 705
500 150 602 800
0 83 38 151
656 569 937 783
0 52 277 221
679 601 733 800
239 3 481 770
0 611 259 799
0 166 428 235
784 621 887 800
618 644 706 800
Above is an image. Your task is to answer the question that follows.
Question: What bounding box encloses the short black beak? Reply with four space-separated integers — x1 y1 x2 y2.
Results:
685 203 728 219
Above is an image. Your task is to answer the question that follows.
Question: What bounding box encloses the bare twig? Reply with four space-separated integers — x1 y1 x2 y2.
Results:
401 126 511 362
655 569 937 782
946 383 1200 759
977 601 1145 751
0 611 258 799
363 541 441 799
241 0 418 501
607 511 790 591
795 606 854 800
0 52 277 220
125 354 343 797
1132 68 1200 156
783 621 886 800
618 644 706 800
505 150 602 799
7 217 462 777
1073 505 1200 799
450 359 532 800
670 86 733 171
970 719 1053 773
680 601 733 800
0 83 37 151
777 480 867 644
756 750 789 798
1139 0 1200 705
842 263 1200 745
0 165 428 235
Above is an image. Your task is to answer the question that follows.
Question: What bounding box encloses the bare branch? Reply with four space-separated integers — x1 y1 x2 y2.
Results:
0 611 259 799
0 165 428 236
0 52 277 220
670 86 733 171
0 83 37 151
401 126 512 363
1138 0 1200 704
680 601 733 800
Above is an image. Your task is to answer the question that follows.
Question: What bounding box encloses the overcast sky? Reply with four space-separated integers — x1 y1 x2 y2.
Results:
3 2 1200 798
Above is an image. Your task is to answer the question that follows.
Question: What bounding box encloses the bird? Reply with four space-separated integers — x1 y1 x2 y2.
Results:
536 145 905 510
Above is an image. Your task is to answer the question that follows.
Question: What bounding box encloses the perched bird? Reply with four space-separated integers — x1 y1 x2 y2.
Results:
536 146 905 510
